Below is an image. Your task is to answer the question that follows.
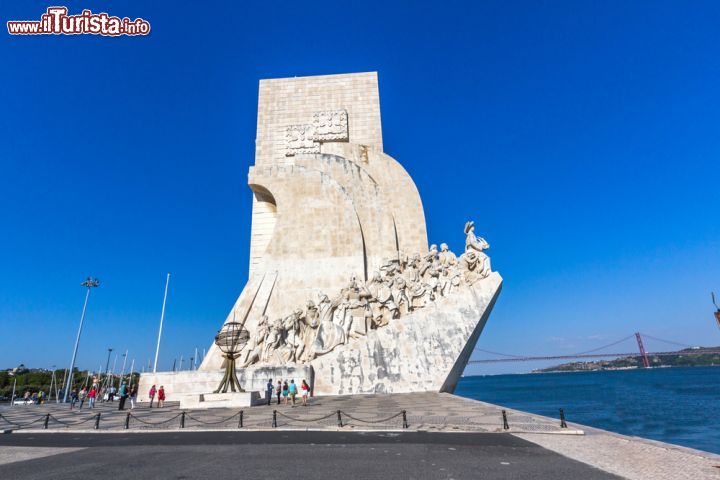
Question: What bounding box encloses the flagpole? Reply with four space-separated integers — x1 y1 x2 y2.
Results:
153 273 171 373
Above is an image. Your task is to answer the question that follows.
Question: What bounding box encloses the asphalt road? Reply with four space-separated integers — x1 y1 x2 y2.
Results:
0 431 621 479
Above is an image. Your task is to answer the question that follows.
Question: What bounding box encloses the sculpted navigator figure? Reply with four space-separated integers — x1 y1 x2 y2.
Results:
240 314 268 367
464 221 491 279
310 294 346 358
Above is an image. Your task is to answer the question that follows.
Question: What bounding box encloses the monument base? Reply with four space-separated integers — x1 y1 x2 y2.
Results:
137 364 314 406
180 391 262 410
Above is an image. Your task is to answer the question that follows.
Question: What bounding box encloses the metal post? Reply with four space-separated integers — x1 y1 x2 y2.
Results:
10 378 16 407
59 369 67 403
337 410 343 427
104 348 113 389
63 278 99 403
272 410 277 428
153 273 171 373
125 413 131 430
180 411 185 429
94 412 101 430
238 410 244 429
502 410 509 430
559 408 567 428
118 351 128 389
43 413 50 429
402 410 408 429
128 359 135 387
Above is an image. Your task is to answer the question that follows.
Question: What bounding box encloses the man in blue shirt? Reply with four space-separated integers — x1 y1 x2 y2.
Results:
288 379 298 406
266 379 274 405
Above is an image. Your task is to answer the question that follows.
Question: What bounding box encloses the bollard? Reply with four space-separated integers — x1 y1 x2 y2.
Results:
180 411 186 429
559 408 567 428
43 413 50 430
124 413 131 430
94 412 101 430
238 410 244 429
502 410 509 430
402 410 408 429
272 410 277 428
337 410 343 427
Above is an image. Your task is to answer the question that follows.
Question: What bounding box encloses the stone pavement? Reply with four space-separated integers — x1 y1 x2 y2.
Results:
0 431 621 479
3 393 719 479
0 392 569 433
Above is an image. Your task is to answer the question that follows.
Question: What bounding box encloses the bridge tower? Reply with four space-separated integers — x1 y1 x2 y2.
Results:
635 332 650 368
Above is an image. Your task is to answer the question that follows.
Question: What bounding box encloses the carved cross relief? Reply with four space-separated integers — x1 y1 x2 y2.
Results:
286 109 348 156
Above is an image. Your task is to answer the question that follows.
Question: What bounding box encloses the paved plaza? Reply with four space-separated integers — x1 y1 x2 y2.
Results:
2 393 719 479
0 392 568 433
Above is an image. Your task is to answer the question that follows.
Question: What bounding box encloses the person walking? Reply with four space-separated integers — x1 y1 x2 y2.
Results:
276 380 282 405
108 385 116 402
129 385 138 410
87 387 97 409
288 380 298 406
70 388 79 409
300 380 310 406
157 386 166 408
266 379 274 406
118 382 128 410
78 387 87 409
148 385 157 408
282 381 289 405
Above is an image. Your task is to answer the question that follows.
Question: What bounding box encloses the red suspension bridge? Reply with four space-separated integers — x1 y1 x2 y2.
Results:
469 332 720 366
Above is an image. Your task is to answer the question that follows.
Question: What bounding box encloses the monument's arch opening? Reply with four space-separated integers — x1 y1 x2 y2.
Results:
248 184 277 276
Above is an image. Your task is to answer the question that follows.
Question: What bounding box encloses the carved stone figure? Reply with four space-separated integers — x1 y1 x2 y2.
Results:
438 243 457 268
366 271 397 327
310 294 346 358
240 315 268 367
463 221 491 281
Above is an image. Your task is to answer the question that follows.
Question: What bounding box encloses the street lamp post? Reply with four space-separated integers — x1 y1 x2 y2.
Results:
117 351 128 388
103 347 113 390
63 277 100 403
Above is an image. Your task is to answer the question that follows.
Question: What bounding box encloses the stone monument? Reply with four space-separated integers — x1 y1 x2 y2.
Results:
138 72 502 405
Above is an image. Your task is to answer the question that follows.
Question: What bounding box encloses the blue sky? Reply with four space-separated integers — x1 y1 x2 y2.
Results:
1 0 719 375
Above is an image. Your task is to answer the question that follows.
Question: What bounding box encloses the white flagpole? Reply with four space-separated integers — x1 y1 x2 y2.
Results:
128 358 135 387
153 273 171 373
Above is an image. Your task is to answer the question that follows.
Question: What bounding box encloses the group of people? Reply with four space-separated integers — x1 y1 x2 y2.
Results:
147 385 166 408
65 381 139 410
265 379 310 407
240 221 492 367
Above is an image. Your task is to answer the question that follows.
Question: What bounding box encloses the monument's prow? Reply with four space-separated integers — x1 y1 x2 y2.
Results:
139 72 501 403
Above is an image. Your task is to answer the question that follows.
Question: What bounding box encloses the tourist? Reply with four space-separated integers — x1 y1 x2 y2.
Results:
148 384 157 408
282 381 289 405
129 385 138 409
78 387 87 409
118 382 128 410
288 379 298 406
87 387 97 408
276 380 282 405
70 388 79 409
301 380 310 406
158 386 166 408
266 379 274 406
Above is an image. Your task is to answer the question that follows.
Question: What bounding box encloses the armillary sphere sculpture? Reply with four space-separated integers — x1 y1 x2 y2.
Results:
213 321 250 393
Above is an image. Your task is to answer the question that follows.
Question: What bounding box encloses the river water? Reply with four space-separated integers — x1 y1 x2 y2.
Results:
456 366 720 454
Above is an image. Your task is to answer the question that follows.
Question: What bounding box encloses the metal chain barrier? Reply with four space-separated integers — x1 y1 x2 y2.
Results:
128 412 184 426
274 410 338 423
339 410 406 425
184 411 243 426
47 414 98 427
0 413 47 428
